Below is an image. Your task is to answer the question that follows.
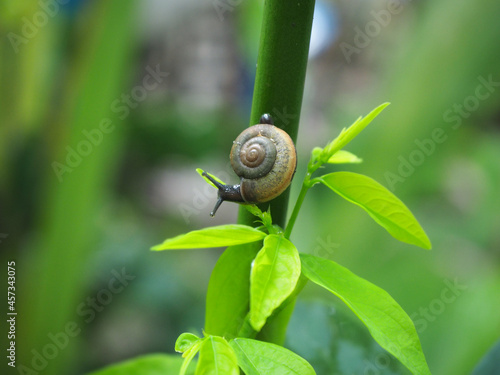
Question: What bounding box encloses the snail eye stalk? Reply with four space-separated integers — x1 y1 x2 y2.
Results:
202 172 244 216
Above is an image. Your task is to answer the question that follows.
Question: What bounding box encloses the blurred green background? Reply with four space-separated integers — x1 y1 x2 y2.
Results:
2 0 500 374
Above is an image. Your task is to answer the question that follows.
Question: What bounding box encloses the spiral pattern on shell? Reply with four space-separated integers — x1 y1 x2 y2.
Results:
230 124 296 204
232 129 277 179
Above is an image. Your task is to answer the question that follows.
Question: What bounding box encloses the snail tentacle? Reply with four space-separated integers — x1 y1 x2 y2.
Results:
202 172 244 216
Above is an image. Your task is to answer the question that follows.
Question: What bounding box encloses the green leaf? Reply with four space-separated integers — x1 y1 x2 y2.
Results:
229 338 316 375
311 147 323 162
327 150 362 164
195 336 239 375
176 333 201 354
244 205 276 234
86 354 192 375
151 225 267 251
256 275 307 345
322 103 390 161
250 235 301 331
175 333 203 375
205 242 261 338
320 172 431 249
176 333 204 375
197 168 226 188
300 253 431 375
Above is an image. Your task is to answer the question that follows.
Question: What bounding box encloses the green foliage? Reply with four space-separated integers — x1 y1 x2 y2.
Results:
151 225 266 250
174 334 317 375
204 243 261 339
230 338 316 375
88 103 431 374
144 104 433 375
175 334 203 375
175 333 201 354
319 172 431 249
319 103 390 164
300 254 430 375
250 235 301 331
87 354 192 375
326 149 363 164
195 336 239 375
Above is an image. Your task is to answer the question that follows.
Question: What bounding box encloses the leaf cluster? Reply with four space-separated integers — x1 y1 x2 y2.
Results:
150 104 432 374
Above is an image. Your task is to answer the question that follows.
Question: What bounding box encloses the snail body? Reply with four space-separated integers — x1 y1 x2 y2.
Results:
203 114 297 216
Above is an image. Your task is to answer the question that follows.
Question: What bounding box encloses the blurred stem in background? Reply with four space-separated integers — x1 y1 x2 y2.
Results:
16 1 137 374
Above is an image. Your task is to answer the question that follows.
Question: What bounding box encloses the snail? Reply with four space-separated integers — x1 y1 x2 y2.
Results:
203 114 297 216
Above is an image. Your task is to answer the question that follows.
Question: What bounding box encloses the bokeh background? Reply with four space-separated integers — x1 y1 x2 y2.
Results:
2 0 500 374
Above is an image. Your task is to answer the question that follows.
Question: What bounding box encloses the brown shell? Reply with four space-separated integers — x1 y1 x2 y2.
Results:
230 124 297 204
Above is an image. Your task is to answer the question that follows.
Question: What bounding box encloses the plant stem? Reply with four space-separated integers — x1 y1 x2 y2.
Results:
20 1 137 372
284 175 311 239
237 0 316 229
222 0 315 347
237 314 258 339
236 0 316 345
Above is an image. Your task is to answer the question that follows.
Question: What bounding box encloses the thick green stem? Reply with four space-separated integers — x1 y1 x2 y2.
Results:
205 0 315 347
237 314 258 339
237 0 316 345
237 0 316 228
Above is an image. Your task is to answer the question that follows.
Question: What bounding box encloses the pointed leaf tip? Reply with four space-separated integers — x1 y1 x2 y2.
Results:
320 172 431 249
323 103 390 160
327 150 363 164
300 254 431 375
152 224 267 251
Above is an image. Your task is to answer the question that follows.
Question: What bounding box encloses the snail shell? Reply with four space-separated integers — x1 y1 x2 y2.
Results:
203 114 297 216
230 124 296 203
